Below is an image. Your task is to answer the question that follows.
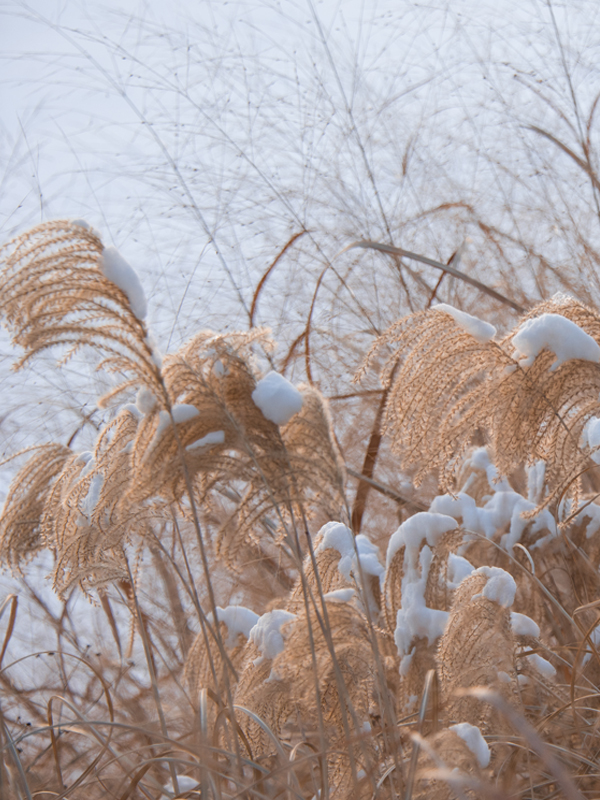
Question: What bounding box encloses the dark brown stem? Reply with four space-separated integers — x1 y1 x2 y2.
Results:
351 387 389 533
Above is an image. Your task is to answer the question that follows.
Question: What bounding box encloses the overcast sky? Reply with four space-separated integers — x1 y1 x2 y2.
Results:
1 0 600 460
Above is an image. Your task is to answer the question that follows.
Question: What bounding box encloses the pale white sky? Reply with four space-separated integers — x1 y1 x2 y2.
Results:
1 0 599 458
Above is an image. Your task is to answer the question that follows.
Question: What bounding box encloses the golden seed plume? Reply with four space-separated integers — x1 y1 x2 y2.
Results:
0 220 164 404
361 297 600 519
0 444 72 571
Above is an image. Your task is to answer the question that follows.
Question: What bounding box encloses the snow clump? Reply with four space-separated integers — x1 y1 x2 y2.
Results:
208 606 259 648
526 653 556 679
473 566 516 608
99 246 148 320
511 612 540 638
186 431 225 451
251 372 303 425
249 609 296 664
432 303 496 343
449 723 490 768
388 513 458 673
512 313 600 371
316 522 384 583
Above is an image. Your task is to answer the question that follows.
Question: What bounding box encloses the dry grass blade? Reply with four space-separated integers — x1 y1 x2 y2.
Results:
343 240 525 312
0 595 17 670
404 669 438 800
249 230 307 327
466 688 586 800
1 714 33 800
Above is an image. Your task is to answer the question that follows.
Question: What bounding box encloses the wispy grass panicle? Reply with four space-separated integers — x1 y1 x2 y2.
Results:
362 297 600 520
0 219 165 405
0 443 72 571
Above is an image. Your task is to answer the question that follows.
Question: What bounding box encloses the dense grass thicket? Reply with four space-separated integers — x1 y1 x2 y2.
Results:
4 2 600 798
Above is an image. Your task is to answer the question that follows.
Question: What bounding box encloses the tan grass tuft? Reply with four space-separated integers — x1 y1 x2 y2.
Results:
362 297 600 519
0 220 164 404
0 444 72 570
437 572 517 735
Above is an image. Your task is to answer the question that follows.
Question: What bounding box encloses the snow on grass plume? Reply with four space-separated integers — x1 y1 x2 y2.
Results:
432 303 496 343
186 431 225 451
511 612 540 638
251 372 303 425
316 522 384 587
430 450 556 553
526 653 556 679
207 605 260 648
473 566 516 607
99 246 148 320
386 512 458 569
449 723 490 768
250 609 296 665
387 513 458 670
512 313 600 371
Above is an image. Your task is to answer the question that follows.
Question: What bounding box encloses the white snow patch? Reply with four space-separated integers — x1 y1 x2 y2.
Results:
512 313 600 371
388 514 457 665
386 512 458 568
511 612 540 638
76 454 94 478
324 588 355 603
186 431 225 451
526 653 556 679
316 523 383 585
144 333 163 368
152 411 172 448
71 218 101 238
171 404 200 424
446 553 474 589
250 609 296 664
473 566 516 608
430 484 556 553
449 723 490 768
208 606 259 648
147 405 199 453
317 522 355 580
497 670 512 684
99 246 147 320
394 542 449 661
71 218 90 230
252 372 303 425
81 473 103 521
572 500 600 540
468 447 512 491
355 534 385 579
432 303 497 343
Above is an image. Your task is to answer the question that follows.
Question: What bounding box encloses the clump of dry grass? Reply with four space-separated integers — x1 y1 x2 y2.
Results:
3 220 600 799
